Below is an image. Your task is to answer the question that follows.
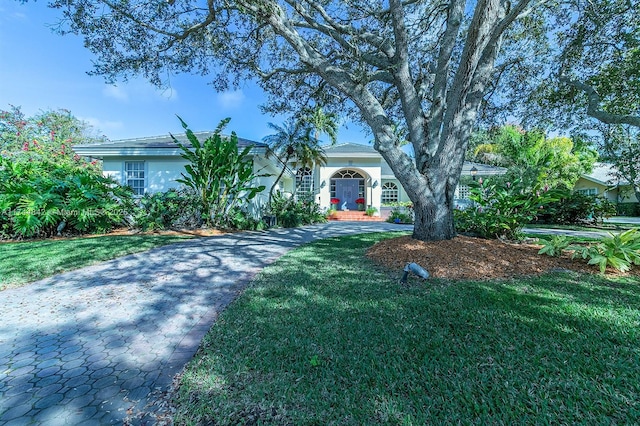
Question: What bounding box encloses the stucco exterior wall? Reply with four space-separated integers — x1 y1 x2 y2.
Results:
103 157 188 193
316 157 382 213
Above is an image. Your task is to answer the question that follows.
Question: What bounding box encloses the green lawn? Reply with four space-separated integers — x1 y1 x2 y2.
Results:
0 235 191 290
174 232 640 425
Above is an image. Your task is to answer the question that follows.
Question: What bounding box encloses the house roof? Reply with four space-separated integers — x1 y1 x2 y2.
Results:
580 163 629 186
323 142 380 158
73 131 267 158
381 160 507 179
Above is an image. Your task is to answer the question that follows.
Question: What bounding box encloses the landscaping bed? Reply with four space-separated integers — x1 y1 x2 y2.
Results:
367 234 639 280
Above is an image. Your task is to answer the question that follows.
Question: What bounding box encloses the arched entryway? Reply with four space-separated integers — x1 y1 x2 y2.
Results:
330 169 366 210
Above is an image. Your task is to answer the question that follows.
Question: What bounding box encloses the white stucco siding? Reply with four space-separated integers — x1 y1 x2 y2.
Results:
102 159 122 184
147 159 189 193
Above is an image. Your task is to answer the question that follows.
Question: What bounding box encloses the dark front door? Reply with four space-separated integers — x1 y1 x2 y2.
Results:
335 179 360 210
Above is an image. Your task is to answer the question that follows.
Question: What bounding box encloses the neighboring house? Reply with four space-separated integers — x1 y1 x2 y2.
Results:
574 163 639 213
73 136 506 214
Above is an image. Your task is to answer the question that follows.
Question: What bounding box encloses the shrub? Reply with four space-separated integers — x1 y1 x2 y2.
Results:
173 117 266 228
270 193 327 228
0 155 132 239
132 188 203 231
386 203 413 224
365 206 378 216
537 235 572 257
616 202 640 217
454 178 560 240
535 190 616 225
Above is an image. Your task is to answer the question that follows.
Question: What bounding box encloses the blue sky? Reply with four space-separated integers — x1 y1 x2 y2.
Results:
0 0 369 144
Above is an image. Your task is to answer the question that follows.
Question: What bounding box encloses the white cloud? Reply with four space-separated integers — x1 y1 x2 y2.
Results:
102 85 129 101
80 116 124 134
216 90 245 109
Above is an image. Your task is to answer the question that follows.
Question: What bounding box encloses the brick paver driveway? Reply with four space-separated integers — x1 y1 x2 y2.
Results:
0 222 411 425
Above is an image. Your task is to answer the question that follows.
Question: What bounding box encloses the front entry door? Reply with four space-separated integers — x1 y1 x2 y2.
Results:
335 179 360 210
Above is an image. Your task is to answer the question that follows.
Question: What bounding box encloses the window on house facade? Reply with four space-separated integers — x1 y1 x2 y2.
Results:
381 182 399 204
124 161 146 196
296 167 314 199
576 188 598 196
455 184 470 200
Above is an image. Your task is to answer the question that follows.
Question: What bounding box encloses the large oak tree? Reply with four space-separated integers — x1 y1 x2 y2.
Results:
49 0 553 240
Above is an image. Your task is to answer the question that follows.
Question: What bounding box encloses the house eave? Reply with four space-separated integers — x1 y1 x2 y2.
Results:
72 146 268 159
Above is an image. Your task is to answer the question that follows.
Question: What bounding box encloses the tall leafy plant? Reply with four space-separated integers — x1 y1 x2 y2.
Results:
172 117 266 228
454 178 561 240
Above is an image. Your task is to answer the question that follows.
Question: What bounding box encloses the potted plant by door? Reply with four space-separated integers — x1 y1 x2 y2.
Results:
355 197 366 211
330 198 340 209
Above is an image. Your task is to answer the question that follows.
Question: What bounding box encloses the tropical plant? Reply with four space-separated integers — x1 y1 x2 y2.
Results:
0 152 132 239
454 178 561 240
1 106 106 156
571 229 640 273
302 106 339 145
269 192 327 228
386 204 414 224
263 114 330 208
536 190 616 225
365 206 378 217
172 117 266 228
537 236 572 257
470 125 597 189
132 188 202 231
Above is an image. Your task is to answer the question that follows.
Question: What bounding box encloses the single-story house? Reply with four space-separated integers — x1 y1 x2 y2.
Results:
574 163 639 215
73 133 506 214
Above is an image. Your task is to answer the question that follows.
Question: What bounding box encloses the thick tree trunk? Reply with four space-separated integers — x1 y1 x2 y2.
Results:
412 193 456 241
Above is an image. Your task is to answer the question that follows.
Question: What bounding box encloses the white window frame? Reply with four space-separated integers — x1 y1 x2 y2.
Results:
576 188 598 196
124 161 146 196
296 167 314 198
455 184 471 200
382 181 399 204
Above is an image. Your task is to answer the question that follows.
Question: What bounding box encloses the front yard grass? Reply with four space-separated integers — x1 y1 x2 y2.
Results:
0 235 191 290
174 232 640 425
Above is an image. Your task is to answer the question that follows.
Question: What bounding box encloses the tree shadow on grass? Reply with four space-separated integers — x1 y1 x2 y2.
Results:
173 235 640 425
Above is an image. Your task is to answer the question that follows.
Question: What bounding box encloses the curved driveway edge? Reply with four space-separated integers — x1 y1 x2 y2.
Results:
0 222 411 425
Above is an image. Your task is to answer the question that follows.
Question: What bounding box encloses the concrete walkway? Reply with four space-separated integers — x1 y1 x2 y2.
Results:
0 222 412 425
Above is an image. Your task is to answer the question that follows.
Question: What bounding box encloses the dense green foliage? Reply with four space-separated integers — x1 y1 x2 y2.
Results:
0 108 132 239
0 155 132 239
1 106 107 155
0 235 190 290
454 178 560 240
174 233 640 424
535 190 617 225
132 188 203 231
269 192 327 228
571 229 640 273
173 117 266 228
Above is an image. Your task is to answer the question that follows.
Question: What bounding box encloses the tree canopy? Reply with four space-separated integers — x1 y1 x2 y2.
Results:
45 0 612 240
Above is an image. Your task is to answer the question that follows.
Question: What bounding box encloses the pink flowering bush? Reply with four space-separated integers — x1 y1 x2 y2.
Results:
0 107 132 239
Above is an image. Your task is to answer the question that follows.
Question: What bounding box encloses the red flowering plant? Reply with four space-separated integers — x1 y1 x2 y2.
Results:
330 197 340 205
355 197 366 210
